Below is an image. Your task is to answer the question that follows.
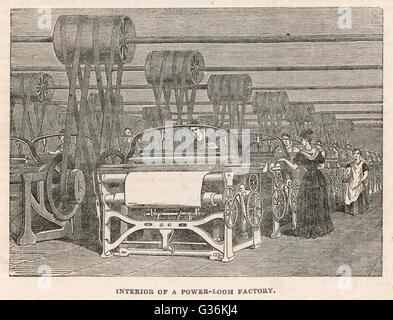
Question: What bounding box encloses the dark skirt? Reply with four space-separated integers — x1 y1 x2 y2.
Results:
344 190 369 215
294 170 334 239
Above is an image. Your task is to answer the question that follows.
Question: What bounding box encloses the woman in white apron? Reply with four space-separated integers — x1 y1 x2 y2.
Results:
343 148 369 215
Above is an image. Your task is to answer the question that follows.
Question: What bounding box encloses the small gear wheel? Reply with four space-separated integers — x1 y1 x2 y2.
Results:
335 176 342 194
274 171 284 188
248 173 259 192
224 186 235 201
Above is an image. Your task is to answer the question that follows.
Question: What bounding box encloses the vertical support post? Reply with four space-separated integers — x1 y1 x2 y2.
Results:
222 172 235 262
101 195 114 258
251 226 262 248
17 174 36 246
271 216 281 239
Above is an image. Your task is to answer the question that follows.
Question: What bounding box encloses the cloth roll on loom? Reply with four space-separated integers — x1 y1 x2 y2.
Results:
53 15 136 65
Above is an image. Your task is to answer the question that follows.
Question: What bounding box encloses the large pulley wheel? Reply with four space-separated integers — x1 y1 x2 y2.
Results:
224 199 238 228
45 154 85 221
36 73 54 102
272 187 288 221
246 192 263 227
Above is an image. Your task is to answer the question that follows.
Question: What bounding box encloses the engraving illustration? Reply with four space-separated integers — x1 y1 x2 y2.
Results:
9 7 382 277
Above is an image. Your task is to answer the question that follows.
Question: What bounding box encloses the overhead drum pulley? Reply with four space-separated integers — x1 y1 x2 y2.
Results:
207 74 252 128
145 50 205 86
286 103 315 137
252 91 289 135
144 50 205 125
11 73 54 102
207 74 252 103
53 15 136 65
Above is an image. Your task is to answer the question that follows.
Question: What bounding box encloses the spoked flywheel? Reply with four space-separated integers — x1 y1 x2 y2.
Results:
224 198 239 228
245 191 263 227
272 187 288 221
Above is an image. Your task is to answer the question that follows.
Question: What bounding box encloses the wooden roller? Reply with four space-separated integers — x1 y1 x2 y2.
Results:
207 74 252 102
53 15 136 65
145 50 205 85
100 173 127 185
201 192 224 207
11 73 54 102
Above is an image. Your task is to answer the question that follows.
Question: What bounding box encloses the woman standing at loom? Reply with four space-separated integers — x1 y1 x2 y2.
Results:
278 129 334 238
343 148 369 215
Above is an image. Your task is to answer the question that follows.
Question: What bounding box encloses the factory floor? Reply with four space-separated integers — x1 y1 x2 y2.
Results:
9 194 382 277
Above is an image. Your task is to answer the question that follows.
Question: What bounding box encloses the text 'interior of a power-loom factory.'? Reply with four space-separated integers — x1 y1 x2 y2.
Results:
9 7 383 277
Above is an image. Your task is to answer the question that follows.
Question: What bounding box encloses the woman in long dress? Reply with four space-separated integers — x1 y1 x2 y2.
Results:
278 129 334 238
343 148 369 215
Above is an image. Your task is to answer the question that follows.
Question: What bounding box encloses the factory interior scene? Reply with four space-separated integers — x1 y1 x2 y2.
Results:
9 7 382 277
